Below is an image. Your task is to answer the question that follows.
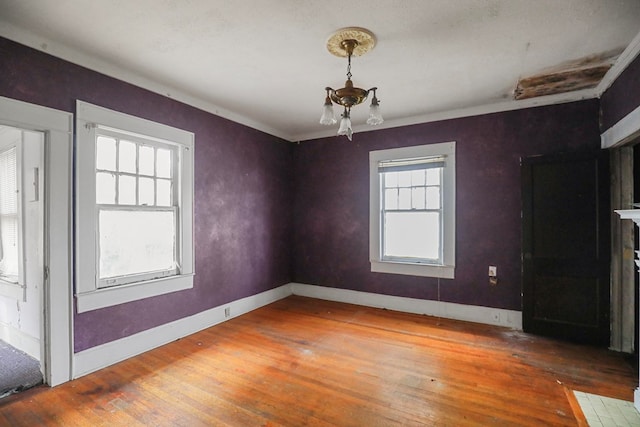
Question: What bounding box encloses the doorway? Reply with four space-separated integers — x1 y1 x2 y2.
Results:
521 150 611 346
0 95 73 388
0 125 45 397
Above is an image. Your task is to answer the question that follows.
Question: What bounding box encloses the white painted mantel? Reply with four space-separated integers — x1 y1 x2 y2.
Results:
615 209 640 412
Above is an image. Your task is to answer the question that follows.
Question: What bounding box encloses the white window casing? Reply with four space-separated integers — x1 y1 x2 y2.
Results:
76 101 194 313
370 142 455 279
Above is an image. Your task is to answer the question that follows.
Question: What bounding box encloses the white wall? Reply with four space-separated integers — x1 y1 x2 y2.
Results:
0 126 44 360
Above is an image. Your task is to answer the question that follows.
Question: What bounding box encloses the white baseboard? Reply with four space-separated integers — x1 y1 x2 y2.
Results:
72 284 292 378
635 388 640 413
0 322 40 360
72 281 523 379
290 283 522 329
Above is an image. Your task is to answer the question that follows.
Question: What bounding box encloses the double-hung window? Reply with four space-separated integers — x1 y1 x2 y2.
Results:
0 144 20 285
370 142 455 278
76 101 194 313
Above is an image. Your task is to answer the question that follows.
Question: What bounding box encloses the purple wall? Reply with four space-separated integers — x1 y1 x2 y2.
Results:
601 53 640 131
293 101 601 311
0 37 293 351
1 34 607 350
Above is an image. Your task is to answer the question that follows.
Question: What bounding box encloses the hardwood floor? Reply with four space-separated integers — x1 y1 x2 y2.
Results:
0 295 636 426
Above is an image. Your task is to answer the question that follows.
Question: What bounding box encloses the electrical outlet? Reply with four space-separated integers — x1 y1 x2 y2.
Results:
491 311 501 323
224 307 231 318
488 266 497 276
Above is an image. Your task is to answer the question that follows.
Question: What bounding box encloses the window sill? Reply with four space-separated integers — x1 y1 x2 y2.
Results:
0 280 23 299
76 273 194 313
371 260 454 279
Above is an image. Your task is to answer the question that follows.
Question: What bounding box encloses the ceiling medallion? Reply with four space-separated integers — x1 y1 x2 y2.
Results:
320 27 383 141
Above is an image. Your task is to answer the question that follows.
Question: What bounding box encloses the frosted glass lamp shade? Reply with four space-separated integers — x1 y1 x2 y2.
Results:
320 95 337 125
337 114 353 141
366 97 384 125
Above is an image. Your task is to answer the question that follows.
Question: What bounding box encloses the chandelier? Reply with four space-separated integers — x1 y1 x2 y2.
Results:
319 28 383 141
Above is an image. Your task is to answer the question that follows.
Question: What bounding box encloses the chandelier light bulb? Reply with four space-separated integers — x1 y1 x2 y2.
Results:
366 94 384 126
321 28 380 141
319 95 337 125
337 110 353 141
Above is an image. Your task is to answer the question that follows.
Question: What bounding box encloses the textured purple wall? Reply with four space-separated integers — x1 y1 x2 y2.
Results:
0 37 293 351
601 53 640 131
293 101 601 311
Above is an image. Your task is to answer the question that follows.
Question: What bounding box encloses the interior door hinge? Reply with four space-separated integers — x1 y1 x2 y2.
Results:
44 266 49 281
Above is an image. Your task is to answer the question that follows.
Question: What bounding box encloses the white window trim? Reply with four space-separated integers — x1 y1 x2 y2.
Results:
369 142 456 279
75 101 194 313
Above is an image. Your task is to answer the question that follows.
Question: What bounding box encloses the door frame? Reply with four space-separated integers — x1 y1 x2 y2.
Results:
0 96 72 386
603 104 640 353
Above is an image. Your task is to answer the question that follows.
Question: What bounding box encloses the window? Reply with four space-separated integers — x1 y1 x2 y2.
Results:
0 144 20 284
76 101 194 312
370 142 455 278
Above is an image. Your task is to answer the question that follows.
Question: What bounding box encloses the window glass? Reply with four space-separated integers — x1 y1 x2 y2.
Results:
0 147 18 280
156 179 172 207
384 211 440 260
119 140 137 174
118 175 136 205
96 172 116 204
96 136 116 171
156 148 171 178
99 209 176 280
138 177 154 205
139 145 154 176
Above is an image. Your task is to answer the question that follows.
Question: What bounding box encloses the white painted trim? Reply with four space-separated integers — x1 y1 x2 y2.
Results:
73 284 292 378
293 88 598 142
0 22 290 142
0 322 40 359
0 96 73 387
601 104 640 149
73 281 524 378
596 30 640 96
75 101 195 311
635 388 640 413
0 23 605 144
76 274 194 313
290 283 522 330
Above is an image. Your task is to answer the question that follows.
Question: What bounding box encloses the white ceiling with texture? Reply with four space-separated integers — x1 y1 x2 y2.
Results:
1 0 639 142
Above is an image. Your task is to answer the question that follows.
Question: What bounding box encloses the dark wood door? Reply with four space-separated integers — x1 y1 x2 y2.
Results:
522 150 610 346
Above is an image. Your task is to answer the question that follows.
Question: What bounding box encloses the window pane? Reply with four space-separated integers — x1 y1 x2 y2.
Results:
426 187 440 209
139 145 154 176
156 148 171 178
426 168 441 185
139 177 154 206
411 169 425 186
398 188 411 209
0 146 18 279
384 188 397 210
384 171 398 188
412 187 426 209
384 211 440 260
96 172 116 204
99 209 176 279
157 179 172 206
397 171 411 187
118 175 136 205
96 136 116 171
119 140 137 173
0 216 18 278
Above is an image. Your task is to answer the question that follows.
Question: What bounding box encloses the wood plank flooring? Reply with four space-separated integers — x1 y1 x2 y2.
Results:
0 295 637 426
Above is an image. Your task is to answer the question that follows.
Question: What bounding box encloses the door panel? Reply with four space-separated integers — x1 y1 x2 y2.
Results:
522 150 610 346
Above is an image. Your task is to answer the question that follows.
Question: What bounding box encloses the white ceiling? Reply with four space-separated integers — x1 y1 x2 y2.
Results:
1 0 639 142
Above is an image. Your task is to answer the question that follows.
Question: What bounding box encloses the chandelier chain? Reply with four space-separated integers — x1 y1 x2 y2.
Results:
346 53 352 80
